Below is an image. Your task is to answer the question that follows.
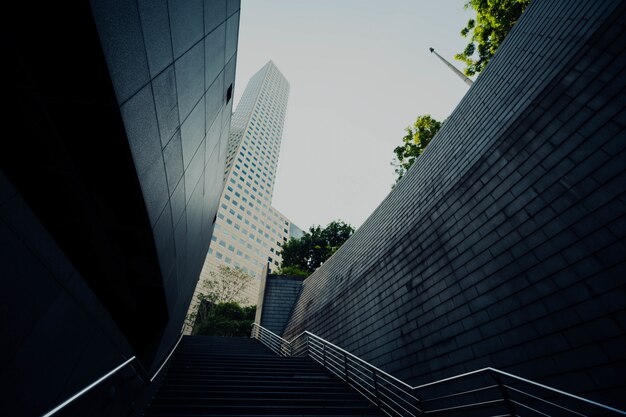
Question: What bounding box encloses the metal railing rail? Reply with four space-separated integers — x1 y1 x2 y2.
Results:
40 356 136 417
40 332 184 417
251 323 626 417
149 333 184 382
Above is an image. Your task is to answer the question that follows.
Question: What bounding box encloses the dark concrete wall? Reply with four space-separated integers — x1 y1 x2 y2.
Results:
0 0 239 415
259 275 305 335
3 0 169 365
283 0 626 410
0 173 144 416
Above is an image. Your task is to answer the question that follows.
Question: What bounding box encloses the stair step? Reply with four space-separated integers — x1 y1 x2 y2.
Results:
163 363 327 372
146 404 382 415
172 354 301 360
171 356 292 362
169 360 312 366
158 381 345 389
144 410 382 417
153 390 362 399
160 383 353 389
161 374 335 381
160 378 346 385
151 398 372 407
158 383 351 391
166 361 323 368
164 369 330 377
172 357 316 362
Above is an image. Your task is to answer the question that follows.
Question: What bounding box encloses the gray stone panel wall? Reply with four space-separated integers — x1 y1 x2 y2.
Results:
259 275 305 335
91 0 239 370
283 0 626 409
1 0 240 414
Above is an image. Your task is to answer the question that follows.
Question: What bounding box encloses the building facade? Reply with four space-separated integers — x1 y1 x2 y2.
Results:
1 0 240 415
188 61 302 321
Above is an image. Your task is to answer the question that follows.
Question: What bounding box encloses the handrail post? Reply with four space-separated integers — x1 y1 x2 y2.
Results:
323 343 326 367
344 352 349 383
373 369 382 408
491 371 516 417
305 334 309 356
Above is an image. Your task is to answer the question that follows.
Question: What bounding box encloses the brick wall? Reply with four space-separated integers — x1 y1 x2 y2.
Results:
283 0 626 409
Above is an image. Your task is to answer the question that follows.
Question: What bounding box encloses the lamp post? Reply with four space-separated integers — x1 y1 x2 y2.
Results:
429 47 474 87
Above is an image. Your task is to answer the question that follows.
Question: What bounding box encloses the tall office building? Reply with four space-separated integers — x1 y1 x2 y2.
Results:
188 61 302 321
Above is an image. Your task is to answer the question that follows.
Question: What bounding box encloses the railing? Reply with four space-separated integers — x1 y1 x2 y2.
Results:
251 322 292 356
251 324 626 417
40 332 184 417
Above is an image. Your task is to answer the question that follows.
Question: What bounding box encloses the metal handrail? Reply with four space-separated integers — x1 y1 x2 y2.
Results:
488 368 626 415
302 330 415 391
40 332 183 417
41 356 136 417
250 323 626 417
149 333 184 382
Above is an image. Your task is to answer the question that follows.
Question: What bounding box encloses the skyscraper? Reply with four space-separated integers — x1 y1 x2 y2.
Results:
188 61 302 321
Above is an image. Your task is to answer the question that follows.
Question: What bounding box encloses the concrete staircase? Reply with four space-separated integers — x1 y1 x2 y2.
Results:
143 336 384 416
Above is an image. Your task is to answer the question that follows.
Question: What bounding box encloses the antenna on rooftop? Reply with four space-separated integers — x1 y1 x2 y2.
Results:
429 47 474 87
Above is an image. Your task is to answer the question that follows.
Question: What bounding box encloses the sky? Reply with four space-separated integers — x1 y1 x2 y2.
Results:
234 0 476 230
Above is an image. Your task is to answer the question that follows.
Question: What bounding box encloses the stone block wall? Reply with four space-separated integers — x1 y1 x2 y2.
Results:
283 0 626 409
259 274 305 335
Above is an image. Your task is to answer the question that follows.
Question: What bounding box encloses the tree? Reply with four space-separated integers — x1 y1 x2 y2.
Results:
276 265 310 277
192 301 256 336
392 115 442 183
185 265 254 331
455 0 530 76
201 265 254 304
279 221 355 273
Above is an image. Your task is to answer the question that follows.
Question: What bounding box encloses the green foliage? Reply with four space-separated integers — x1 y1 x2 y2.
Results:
202 265 254 304
279 220 355 273
192 301 256 336
184 265 254 331
276 265 310 277
455 0 530 76
392 115 442 183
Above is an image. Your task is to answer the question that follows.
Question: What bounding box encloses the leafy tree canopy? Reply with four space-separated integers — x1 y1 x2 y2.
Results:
455 0 530 76
276 265 310 277
200 265 254 305
280 220 355 273
185 265 254 330
392 115 442 184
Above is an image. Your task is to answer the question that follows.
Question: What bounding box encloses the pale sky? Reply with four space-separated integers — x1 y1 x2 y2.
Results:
234 0 476 230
